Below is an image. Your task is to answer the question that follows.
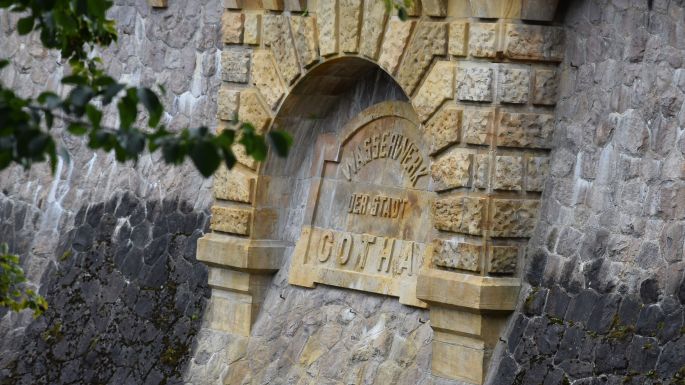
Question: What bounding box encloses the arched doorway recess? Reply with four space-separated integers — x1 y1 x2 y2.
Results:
197 1 564 383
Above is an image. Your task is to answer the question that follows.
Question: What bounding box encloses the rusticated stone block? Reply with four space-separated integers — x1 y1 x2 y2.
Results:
432 196 485 235
243 13 261 45
264 14 300 84
497 112 554 149
233 143 257 169
469 23 497 58
210 206 252 235
504 24 564 62
473 154 489 189
222 12 244 44
340 0 362 53
422 0 447 16
214 166 254 203
424 105 461 154
533 69 558 105
397 21 447 95
221 50 250 83
490 199 540 237
456 66 493 102
284 0 306 11
359 0 387 59
499 67 530 104
526 155 550 191
431 151 471 191
223 0 241 9
432 239 482 272
262 0 284 10
217 86 239 121
449 21 468 57
494 155 523 191
317 0 337 56
489 246 518 274
378 19 414 74
412 61 454 122
149 0 167 8
251 51 286 110
238 89 271 133
463 109 493 145
290 15 318 68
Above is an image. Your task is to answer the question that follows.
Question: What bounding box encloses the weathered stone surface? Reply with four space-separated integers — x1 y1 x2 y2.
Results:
222 12 244 44
316 0 337 56
431 151 471 191
422 0 447 16
456 66 493 102
463 109 493 145
221 49 250 83
378 19 414 74
497 112 554 149
262 0 284 10
526 156 550 191
217 86 239 121
290 15 318 68
210 206 252 235
432 196 485 235
489 246 518 274
412 61 454 122
504 24 564 61
490 199 540 237
243 13 261 45
469 23 497 58
214 166 254 203
340 0 362 53
499 67 530 104
359 0 387 59
423 105 461 154
250 51 286 109
397 21 447 95
264 14 301 84
533 69 558 105
473 153 490 189
432 239 481 272
493 155 523 191
238 89 271 133
448 21 468 57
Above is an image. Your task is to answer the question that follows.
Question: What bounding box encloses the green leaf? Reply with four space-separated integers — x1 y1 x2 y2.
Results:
38 92 61 109
0 59 8 70
117 90 138 129
137 87 163 127
17 16 34 35
61 75 88 86
85 104 102 130
67 123 87 135
69 86 94 110
268 130 293 157
397 7 408 21
102 83 125 104
190 140 221 177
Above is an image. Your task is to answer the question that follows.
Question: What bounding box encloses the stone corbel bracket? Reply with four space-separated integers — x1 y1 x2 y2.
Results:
199 0 564 383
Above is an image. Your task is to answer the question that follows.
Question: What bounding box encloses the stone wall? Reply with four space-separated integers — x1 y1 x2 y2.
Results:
0 0 224 383
493 0 685 384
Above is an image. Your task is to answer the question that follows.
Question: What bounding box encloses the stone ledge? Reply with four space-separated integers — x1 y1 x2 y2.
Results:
196 233 285 272
416 269 520 310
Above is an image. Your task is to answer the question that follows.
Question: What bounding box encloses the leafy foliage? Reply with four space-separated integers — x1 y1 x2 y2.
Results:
0 243 47 316
0 0 292 177
383 0 414 20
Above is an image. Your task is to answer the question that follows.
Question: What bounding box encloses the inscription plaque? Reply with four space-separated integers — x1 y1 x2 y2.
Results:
289 102 435 307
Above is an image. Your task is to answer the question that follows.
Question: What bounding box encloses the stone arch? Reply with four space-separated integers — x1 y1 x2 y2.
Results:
198 1 565 384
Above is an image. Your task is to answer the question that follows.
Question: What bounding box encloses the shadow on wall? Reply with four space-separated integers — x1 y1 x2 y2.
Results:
0 193 210 385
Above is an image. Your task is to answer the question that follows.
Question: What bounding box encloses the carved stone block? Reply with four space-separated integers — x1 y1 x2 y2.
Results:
432 239 482 272
359 0 388 59
317 0 337 56
217 86 239 121
469 23 497 58
504 24 564 62
431 151 471 191
499 67 530 104
412 61 454 122
490 199 540 237
526 155 550 191
221 49 251 83
473 154 489 189
432 196 485 235
424 105 461 154
379 19 415 74
397 21 447 95
497 112 554 149
489 246 518 274
493 155 523 191
449 21 468 57
243 13 261 45
222 12 244 44
533 69 558 105
290 15 318 68
456 66 493 102
251 51 286 110
210 206 252 235
264 14 300 84
214 166 254 203
340 0 362 53
463 109 493 145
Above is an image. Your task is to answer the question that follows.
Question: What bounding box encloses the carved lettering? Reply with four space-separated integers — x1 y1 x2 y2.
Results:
348 193 408 219
341 129 428 186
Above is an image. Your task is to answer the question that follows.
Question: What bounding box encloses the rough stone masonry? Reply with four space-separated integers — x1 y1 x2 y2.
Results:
0 0 684 385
